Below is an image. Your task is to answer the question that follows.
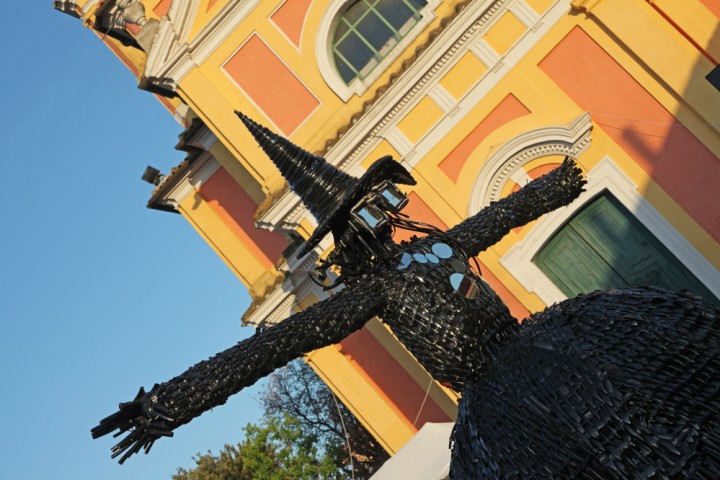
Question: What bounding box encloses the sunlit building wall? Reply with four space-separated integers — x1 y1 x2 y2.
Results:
56 0 720 454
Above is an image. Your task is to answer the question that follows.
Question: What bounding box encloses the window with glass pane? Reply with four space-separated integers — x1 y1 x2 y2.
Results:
332 0 428 84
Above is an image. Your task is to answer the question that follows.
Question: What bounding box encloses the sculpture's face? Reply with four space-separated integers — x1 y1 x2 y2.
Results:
348 180 408 236
316 181 409 285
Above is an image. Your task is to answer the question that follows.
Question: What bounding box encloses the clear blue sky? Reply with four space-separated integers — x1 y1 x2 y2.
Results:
0 4 265 479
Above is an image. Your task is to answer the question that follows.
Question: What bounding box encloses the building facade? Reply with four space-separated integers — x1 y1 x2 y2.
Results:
56 0 720 455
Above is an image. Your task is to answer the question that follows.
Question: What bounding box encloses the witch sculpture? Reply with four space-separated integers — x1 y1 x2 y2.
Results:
93 112 720 478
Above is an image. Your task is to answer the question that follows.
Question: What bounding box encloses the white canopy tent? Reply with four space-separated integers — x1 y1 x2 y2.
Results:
370 422 455 480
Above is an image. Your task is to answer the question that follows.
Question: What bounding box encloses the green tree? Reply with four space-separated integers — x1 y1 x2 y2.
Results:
173 361 389 480
261 361 389 478
173 415 338 480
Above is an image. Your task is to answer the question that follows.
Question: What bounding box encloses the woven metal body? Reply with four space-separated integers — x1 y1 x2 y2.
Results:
92 159 720 478
382 241 516 389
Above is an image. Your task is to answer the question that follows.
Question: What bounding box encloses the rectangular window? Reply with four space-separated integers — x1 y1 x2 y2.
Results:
533 192 718 303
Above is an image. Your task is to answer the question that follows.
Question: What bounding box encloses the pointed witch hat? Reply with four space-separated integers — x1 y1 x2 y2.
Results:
236 111 416 258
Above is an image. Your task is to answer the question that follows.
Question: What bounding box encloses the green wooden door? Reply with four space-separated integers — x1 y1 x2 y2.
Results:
533 192 718 303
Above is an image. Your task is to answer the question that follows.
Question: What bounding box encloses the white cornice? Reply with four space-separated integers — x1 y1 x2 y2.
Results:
188 122 220 151
243 235 334 327
255 186 310 232
163 153 221 207
157 124 221 207
82 0 101 15
510 0 539 27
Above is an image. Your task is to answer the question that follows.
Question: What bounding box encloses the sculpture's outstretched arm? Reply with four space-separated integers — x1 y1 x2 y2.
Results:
91 278 384 464
425 158 585 257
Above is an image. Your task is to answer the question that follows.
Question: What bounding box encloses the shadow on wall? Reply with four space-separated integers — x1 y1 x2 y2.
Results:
536 15 720 304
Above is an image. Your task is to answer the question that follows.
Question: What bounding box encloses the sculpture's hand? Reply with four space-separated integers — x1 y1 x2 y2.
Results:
426 158 585 257
91 386 173 463
91 277 385 463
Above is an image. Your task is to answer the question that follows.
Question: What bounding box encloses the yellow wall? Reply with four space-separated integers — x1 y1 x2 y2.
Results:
174 0 460 193
164 0 720 449
179 191 272 290
75 0 720 456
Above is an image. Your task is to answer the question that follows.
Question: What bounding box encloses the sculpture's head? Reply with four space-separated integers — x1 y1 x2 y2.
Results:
236 112 416 278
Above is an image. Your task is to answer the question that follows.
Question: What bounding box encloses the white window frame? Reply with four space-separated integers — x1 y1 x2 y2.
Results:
316 0 441 102
499 156 720 305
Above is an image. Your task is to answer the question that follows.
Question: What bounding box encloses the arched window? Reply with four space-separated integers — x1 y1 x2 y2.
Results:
332 0 428 84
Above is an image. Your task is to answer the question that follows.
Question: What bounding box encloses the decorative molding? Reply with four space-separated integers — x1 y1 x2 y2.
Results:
150 123 221 208
509 167 532 185
53 1 82 18
255 0 570 235
255 188 310 232
247 286 297 327
384 128 414 156
327 0 569 171
315 0 442 102
470 40 500 67
510 0 539 27
82 0 101 15
164 153 221 207
143 0 259 92
427 84 457 111
500 156 720 305
177 0 201 44
244 235 335 327
469 112 593 213
186 121 220 151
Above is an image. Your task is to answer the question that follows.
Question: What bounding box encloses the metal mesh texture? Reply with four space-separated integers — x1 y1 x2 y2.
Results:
93 158 720 477
237 112 415 258
236 111 357 224
450 287 720 478
418 158 585 258
91 277 385 463
91 160 585 463
382 246 517 389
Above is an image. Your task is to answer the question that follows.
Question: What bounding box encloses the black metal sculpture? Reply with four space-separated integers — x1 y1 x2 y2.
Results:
93 113 720 478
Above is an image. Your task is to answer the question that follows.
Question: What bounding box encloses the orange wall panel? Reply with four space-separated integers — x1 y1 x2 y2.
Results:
700 0 720 18
224 35 319 134
153 0 172 18
339 328 451 429
540 27 720 241
271 0 313 47
199 168 288 266
439 94 530 182
393 192 447 244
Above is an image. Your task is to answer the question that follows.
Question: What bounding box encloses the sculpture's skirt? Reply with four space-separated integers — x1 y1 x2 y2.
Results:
450 287 720 479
